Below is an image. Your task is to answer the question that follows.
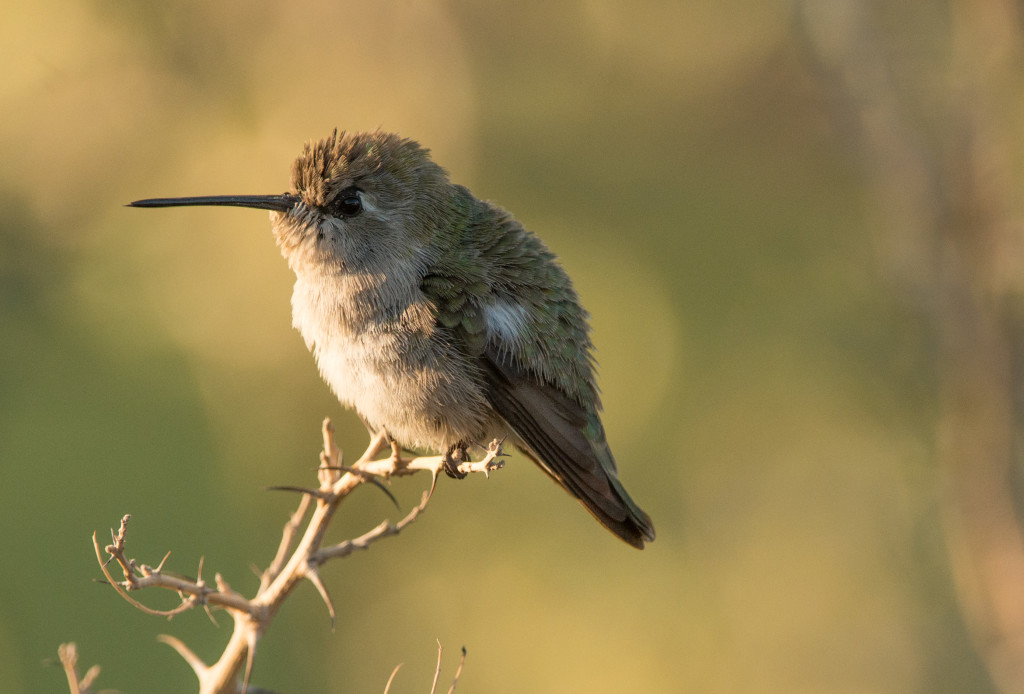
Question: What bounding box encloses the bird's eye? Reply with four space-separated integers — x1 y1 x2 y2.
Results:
331 187 363 217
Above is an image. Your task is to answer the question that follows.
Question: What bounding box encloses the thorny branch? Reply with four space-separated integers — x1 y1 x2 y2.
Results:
91 419 504 694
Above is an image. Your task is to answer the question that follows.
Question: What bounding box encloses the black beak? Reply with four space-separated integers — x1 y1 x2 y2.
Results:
128 194 300 212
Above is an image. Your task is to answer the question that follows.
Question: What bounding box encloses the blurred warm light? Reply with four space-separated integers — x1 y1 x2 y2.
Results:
2 1 1023 693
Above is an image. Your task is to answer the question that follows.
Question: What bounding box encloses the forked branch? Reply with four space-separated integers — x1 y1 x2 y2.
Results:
57 643 103 694
92 419 503 694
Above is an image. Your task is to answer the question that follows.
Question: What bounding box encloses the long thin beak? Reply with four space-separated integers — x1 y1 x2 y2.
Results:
128 193 300 212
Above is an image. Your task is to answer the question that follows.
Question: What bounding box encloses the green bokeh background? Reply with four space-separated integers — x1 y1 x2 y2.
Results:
0 1 1010 692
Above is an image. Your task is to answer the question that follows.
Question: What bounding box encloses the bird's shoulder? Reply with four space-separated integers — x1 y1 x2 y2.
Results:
418 192 599 407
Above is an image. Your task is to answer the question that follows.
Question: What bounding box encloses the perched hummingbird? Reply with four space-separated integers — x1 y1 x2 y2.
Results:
130 130 654 548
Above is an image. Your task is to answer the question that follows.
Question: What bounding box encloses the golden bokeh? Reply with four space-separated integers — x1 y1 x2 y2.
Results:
2 2 1023 693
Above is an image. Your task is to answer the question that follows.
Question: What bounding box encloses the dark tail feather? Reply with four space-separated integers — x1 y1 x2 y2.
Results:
516 442 655 548
480 355 655 548
604 471 656 548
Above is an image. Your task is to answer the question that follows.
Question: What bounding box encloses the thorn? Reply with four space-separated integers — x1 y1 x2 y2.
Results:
215 572 230 593
327 463 403 508
242 631 258 694
427 468 440 499
154 550 172 573
305 567 337 629
366 475 401 509
158 634 207 677
383 663 404 694
203 602 218 627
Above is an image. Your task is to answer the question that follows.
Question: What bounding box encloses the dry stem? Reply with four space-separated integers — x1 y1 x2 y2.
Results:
383 642 467 694
57 643 104 694
93 420 503 694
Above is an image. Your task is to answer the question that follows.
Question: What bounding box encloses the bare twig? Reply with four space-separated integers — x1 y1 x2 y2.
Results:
447 647 467 694
157 635 206 675
430 641 444 694
380 642 467 694
93 526 252 616
383 663 403 694
57 643 101 694
92 418 501 693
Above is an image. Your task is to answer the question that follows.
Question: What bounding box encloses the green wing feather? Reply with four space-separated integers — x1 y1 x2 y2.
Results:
481 352 655 548
421 190 655 547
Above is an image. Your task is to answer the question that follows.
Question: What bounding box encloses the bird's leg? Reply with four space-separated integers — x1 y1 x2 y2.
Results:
442 442 469 480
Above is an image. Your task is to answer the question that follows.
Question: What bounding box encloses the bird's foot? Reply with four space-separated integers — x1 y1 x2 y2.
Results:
442 443 469 480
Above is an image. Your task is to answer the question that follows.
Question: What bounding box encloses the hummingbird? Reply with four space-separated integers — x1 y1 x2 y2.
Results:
130 130 655 548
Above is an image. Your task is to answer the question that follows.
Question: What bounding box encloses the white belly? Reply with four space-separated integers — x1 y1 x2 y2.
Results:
290 272 502 449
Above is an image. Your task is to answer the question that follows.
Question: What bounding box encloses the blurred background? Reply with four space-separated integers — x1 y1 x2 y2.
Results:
2 0 1024 692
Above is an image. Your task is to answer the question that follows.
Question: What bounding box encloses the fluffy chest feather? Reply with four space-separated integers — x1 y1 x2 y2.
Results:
289 272 492 447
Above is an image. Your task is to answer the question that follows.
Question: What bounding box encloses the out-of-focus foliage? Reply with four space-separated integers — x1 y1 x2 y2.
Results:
0 1 1018 692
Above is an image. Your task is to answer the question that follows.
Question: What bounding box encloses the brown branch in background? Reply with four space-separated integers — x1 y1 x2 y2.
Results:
57 643 102 694
446 645 468 694
430 641 444 694
796 1 1024 691
383 663 404 694
91 419 503 694
380 643 466 694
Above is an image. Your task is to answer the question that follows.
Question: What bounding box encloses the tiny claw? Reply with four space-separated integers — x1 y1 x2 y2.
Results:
442 457 467 480
442 443 469 480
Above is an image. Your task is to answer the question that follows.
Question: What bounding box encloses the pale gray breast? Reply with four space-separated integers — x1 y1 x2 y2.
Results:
290 272 494 449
